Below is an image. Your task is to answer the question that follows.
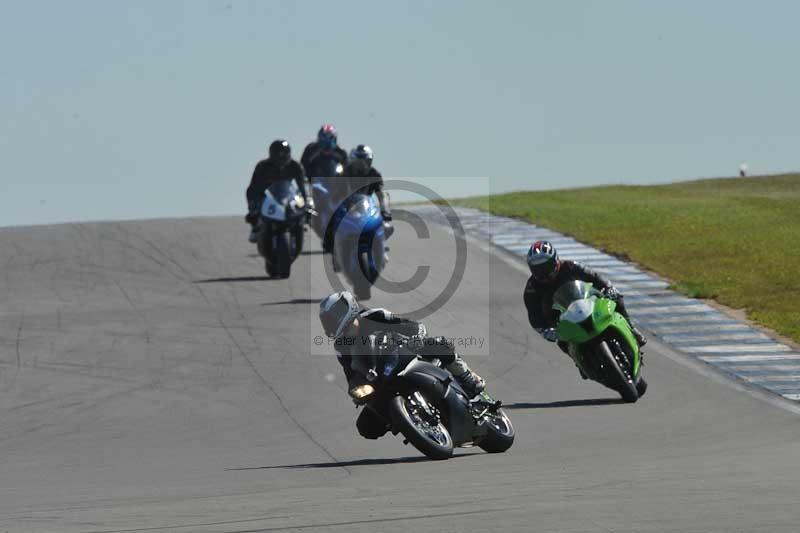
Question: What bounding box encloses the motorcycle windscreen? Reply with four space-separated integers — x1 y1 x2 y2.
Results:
338 193 382 234
267 180 301 201
552 280 596 314
262 181 303 220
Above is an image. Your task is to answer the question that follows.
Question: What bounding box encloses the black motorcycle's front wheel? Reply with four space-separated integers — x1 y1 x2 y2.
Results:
390 394 453 460
292 220 304 257
478 408 515 453
273 230 292 279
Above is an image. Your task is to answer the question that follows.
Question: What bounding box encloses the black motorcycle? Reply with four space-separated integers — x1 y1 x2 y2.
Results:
308 154 345 246
349 334 515 460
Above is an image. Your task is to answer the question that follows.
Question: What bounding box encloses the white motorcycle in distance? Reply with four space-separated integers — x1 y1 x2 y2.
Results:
256 180 308 279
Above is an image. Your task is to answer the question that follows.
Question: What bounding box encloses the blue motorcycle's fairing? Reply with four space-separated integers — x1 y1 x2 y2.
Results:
334 192 386 287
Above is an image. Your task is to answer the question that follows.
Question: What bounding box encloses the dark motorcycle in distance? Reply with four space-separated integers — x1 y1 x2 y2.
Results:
308 154 345 244
349 333 515 460
256 180 307 279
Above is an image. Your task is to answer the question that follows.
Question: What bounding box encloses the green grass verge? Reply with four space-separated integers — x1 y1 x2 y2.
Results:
454 174 800 343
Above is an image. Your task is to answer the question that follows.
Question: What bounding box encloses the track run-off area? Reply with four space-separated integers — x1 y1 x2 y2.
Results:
1 214 799 532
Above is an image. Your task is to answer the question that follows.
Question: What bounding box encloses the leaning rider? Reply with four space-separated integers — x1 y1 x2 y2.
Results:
342 144 392 225
319 291 486 396
523 240 648 356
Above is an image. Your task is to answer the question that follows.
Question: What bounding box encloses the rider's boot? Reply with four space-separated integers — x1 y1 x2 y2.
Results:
246 204 260 243
248 224 259 243
446 357 486 397
383 219 394 239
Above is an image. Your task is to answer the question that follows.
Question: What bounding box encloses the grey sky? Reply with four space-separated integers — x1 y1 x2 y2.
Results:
2 1 799 226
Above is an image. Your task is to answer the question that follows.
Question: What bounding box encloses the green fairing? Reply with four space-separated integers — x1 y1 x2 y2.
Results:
554 291 641 378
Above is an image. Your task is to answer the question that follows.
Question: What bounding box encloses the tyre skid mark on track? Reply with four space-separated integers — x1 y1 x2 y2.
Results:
0 380 160 446
80 515 294 533
215 506 520 533
205 289 352 475
3 310 26 390
129 224 352 475
76 507 516 533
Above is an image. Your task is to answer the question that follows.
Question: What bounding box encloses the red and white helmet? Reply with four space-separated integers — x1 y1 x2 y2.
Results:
526 240 560 281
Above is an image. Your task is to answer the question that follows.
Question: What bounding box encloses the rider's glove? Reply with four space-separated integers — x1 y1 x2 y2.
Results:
245 212 258 225
368 332 395 355
603 286 620 300
541 328 558 343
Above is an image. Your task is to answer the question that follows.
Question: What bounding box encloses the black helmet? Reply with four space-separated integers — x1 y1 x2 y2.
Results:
527 240 560 282
269 139 291 166
319 291 360 338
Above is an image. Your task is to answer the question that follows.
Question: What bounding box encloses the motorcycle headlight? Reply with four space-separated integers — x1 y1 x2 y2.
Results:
349 384 375 400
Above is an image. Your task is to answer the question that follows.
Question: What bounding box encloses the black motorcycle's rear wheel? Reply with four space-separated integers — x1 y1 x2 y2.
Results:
389 394 453 460
478 408 515 453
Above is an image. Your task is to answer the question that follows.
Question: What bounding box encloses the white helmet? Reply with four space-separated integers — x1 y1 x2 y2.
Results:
349 144 374 164
319 291 360 337
348 144 374 174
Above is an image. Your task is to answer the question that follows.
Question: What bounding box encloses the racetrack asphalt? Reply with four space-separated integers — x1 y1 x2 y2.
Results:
1 215 799 532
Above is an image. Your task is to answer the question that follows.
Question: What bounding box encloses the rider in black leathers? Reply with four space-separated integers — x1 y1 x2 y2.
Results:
319 292 485 439
323 144 394 251
523 240 647 352
245 140 309 242
343 144 392 223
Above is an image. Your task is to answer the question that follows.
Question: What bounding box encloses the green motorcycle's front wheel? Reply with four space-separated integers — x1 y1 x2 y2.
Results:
598 339 639 403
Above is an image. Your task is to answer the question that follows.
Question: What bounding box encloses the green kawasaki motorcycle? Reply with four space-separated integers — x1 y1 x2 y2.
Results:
553 280 647 403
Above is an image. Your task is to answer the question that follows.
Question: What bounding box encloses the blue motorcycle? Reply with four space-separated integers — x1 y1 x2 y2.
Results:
332 191 386 300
